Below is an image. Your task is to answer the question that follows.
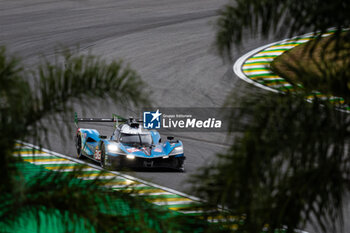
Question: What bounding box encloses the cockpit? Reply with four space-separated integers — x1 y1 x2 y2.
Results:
119 133 153 146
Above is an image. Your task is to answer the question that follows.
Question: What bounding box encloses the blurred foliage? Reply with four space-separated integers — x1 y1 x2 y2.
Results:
216 0 350 60
271 32 350 103
192 92 350 233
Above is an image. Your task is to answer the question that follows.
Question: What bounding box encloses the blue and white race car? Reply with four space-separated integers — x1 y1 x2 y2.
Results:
74 114 185 171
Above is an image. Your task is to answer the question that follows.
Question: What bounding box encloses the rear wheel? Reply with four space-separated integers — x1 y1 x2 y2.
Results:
76 133 84 159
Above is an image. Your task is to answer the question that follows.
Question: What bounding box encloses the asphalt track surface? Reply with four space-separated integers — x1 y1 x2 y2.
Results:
3 1 341 232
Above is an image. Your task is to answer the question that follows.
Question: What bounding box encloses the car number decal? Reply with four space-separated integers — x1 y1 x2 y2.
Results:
94 150 101 160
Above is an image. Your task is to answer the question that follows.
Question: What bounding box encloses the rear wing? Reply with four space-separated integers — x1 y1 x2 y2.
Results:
74 112 143 128
74 112 127 128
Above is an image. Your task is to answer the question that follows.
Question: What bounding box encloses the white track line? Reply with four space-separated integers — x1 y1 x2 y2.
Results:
258 51 285 56
133 192 172 196
80 176 117 180
51 168 99 172
244 70 273 75
107 184 148 189
233 41 280 93
153 200 195 205
242 65 269 69
264 45 296 50
31 161 77 165
14 153 51 157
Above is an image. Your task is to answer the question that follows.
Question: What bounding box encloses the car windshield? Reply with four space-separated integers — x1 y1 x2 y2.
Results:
119 133 153 146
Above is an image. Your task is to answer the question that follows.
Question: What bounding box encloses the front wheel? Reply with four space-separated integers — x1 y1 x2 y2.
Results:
112 156 123 171
176 157 185 172
100 145 108 169
178 163 185 172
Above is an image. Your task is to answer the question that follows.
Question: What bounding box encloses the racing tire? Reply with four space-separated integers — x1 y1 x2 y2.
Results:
177 158 185 172
76 133 85 159
178 166 185 173
100 145 123 171
112 156 123 171
100 145 108 169
178 163 185 173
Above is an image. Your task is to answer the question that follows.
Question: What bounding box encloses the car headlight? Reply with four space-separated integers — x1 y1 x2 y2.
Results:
107 144 122 153
169 146 183 155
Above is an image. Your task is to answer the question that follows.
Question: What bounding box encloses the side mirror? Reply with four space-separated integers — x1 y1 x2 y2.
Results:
99 135 107 139
167 136 178 143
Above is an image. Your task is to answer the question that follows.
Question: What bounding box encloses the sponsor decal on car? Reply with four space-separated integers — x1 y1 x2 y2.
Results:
127 148 141 153
154 148 162 152
94 149 101 160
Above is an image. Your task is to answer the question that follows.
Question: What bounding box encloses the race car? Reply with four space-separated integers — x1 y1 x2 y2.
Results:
74 113 185 171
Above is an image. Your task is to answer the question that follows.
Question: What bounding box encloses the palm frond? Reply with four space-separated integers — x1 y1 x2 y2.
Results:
192 93 350 233
216 0 350 59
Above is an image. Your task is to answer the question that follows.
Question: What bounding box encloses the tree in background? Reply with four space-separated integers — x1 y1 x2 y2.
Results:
192 0 350 232
216 0 350 60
